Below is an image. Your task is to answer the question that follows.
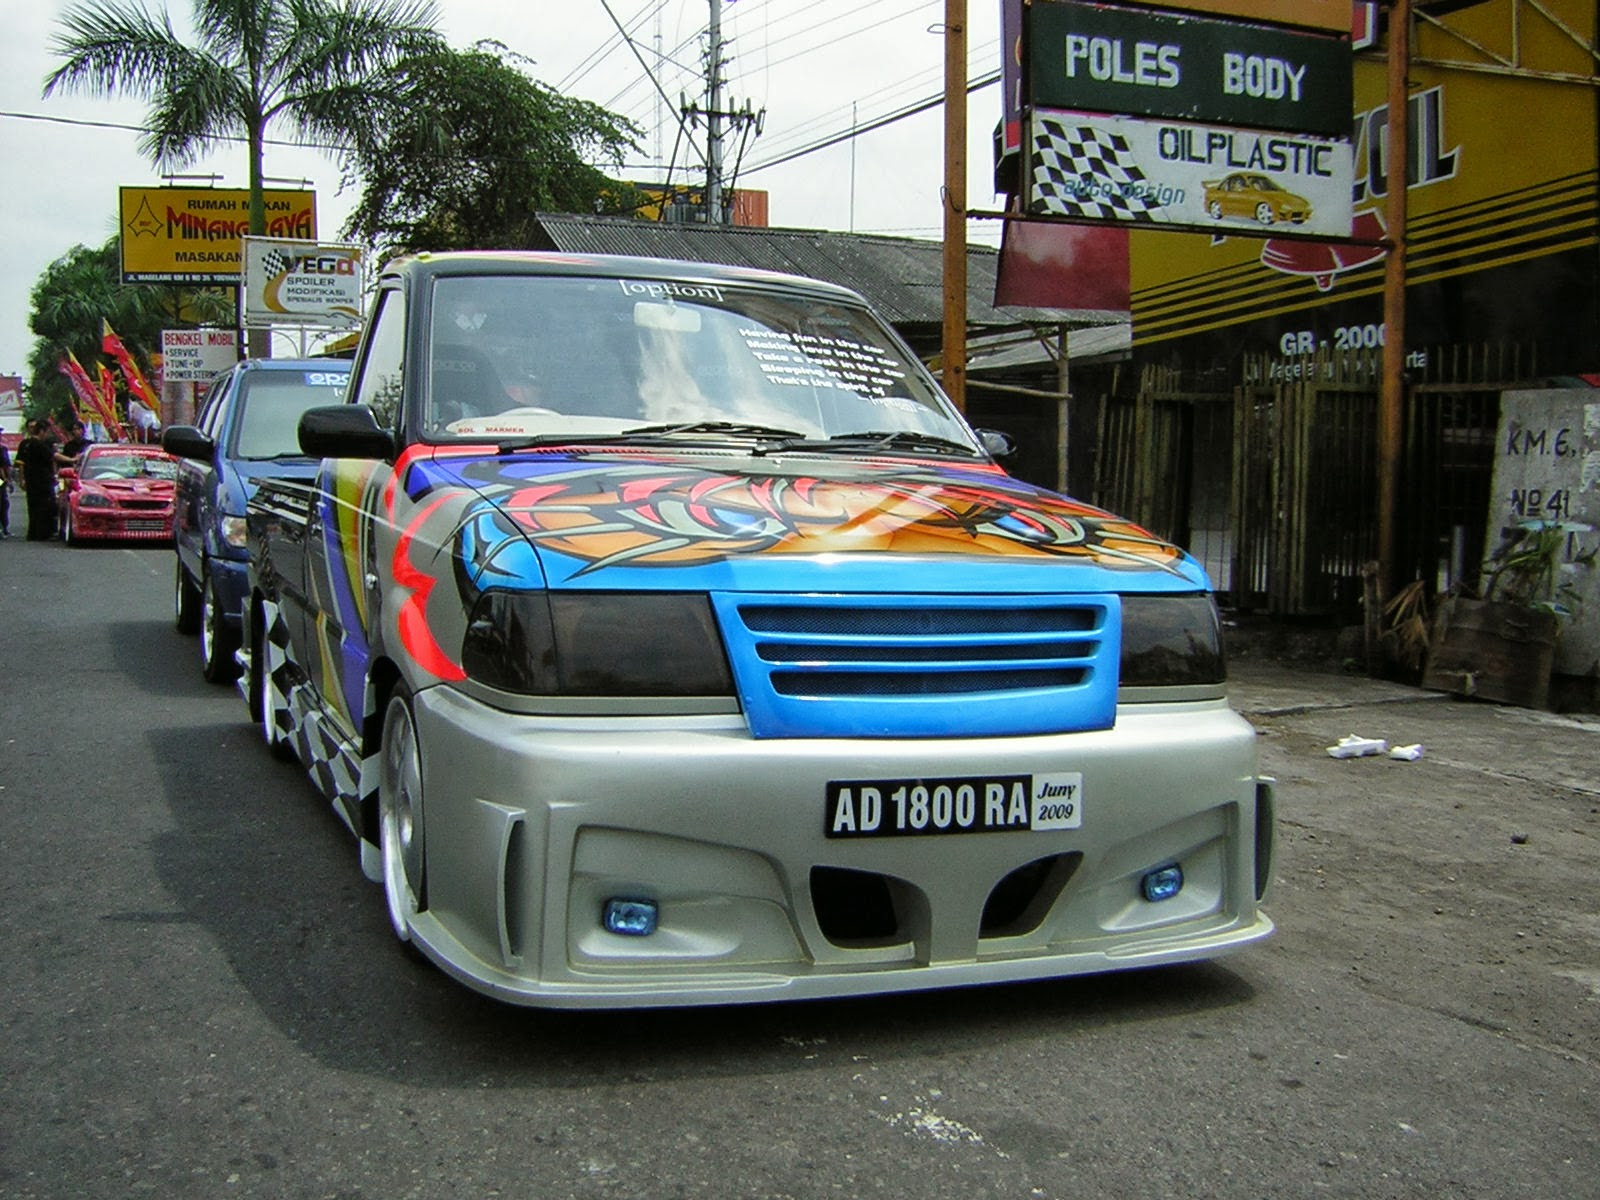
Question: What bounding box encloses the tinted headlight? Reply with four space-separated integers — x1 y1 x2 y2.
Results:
1119 594 1226 686
78 493 113 509
462 591 735 696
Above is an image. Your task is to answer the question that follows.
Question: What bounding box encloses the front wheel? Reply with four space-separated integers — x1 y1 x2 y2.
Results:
1255 201 1276 225
200 570 241 684
379 689 426 941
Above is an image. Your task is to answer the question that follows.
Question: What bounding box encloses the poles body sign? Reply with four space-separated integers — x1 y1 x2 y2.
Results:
1029 1 1353 136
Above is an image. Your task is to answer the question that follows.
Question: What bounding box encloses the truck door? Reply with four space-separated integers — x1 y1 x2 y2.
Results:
301 286 407 740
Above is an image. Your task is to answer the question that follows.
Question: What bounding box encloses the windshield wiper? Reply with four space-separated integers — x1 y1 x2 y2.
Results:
773 430 982 457
621 421 806 440
489 422 805 455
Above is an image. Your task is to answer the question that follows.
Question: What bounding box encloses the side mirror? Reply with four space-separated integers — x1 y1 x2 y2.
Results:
976 428 1017 460
298 405 396 460
161 424 214 462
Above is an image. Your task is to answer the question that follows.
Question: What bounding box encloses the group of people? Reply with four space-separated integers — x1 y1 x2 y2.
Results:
0 420 92 540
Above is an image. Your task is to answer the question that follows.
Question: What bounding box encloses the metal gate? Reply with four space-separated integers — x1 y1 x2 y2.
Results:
1096 347 1517 616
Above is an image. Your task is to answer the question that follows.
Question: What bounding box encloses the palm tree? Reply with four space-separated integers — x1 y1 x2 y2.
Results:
44 0 445 239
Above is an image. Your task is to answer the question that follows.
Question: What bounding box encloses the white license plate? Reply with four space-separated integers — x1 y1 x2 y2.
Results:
825 773 1082 838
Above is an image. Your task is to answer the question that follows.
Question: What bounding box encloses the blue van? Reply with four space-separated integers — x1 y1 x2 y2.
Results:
164 357 351 682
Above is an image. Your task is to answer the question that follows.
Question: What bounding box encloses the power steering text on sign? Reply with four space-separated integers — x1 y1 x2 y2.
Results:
826 774 1084 838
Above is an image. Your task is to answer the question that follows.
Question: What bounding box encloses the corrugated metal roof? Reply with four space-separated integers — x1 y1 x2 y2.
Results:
531 214 1124 333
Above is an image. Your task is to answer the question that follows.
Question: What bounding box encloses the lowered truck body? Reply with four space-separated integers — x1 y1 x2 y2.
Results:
244 251 1274 1009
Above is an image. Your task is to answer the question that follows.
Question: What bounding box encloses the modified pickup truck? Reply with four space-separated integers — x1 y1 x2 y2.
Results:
245 250 1274 1009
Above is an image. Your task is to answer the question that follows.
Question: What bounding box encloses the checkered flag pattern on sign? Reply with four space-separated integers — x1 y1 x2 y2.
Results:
1030 116 1164 222
261 248 295 279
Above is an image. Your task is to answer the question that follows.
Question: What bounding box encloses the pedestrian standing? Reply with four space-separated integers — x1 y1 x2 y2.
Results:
15 420 59 541
0 439 13 537
57 421 91 467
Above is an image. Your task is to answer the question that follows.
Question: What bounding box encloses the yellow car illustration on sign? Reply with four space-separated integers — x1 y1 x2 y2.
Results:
1202 173 1312 225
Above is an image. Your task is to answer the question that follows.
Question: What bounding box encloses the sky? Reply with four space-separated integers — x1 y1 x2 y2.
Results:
0 0 1009 380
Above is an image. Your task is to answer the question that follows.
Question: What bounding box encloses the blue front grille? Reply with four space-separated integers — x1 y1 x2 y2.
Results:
711 592 1121 739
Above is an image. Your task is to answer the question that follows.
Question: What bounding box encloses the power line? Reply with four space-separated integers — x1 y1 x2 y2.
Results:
742 69 1000 177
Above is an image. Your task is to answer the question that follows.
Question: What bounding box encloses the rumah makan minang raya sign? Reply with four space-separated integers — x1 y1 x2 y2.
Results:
119 186 317 284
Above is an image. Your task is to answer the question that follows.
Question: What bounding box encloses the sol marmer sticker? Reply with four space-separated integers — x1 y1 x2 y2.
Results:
825 774 1083 838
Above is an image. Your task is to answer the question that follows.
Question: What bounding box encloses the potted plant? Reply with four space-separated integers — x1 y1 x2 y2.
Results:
1422 520 1594 708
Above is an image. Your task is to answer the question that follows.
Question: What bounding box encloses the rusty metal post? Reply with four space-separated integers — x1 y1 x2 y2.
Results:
1379 0 1410 598
942 0 968 411
1056 325 1070 493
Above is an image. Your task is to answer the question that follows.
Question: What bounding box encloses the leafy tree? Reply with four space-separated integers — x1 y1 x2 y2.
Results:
25 238 230 419
44 0 445 238
342 41 645 259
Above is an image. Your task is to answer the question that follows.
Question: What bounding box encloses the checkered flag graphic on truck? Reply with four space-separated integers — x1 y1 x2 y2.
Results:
1029 116 1165 222
260 248 295 279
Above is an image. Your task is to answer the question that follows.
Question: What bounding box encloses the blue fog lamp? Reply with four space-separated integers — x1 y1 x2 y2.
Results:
1141 864 1184 903
603 897 659 937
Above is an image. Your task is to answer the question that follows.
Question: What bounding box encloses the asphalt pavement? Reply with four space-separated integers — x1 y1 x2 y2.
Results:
1227 655 1600 803
4 541 1597 1199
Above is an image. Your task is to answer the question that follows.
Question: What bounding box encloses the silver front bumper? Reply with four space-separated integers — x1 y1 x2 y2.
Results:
401 686 1275 1008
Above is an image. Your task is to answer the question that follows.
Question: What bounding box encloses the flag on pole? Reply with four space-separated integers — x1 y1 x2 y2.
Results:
58 351 99 413
95 361 120 432
59 350 127 441
102 320 162 422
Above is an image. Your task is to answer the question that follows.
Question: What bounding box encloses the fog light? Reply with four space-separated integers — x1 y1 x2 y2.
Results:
602 897 659 936
1141 865 1184 903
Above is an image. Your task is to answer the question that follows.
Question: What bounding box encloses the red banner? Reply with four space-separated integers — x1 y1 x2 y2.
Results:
102 320 162 421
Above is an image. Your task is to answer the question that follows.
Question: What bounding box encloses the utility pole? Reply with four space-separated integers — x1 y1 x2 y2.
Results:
680 0 761 225
1378 0 1410 598
654 10 665 166
707 0 724 224
942 0 968 411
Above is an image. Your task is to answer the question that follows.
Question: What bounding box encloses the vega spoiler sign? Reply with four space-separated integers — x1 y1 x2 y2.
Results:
241 237 364 329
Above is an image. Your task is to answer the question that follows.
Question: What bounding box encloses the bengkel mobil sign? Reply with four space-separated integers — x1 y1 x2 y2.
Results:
120 187 317 283
241 237 364 329
161 329 239 383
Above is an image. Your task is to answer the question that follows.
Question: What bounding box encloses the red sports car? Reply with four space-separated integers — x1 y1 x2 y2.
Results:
59 444 179 545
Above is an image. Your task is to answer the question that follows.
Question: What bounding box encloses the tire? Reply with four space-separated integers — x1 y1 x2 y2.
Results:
175 559 201 634
200 570 241 684
251 606 295 761
1255 201 1276 226
378 688 426 942
1207 200 1222 219
62 510 76 546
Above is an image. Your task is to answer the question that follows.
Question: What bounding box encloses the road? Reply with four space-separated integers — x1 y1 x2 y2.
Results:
1 538 1595 1199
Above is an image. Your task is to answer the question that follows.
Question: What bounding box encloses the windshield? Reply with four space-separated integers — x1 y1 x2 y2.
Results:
232 369 351 458
83 451 177 481
422 274 976 449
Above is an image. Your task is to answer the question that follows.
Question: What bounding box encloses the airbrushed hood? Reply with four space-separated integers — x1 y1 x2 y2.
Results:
404 448 1211 595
